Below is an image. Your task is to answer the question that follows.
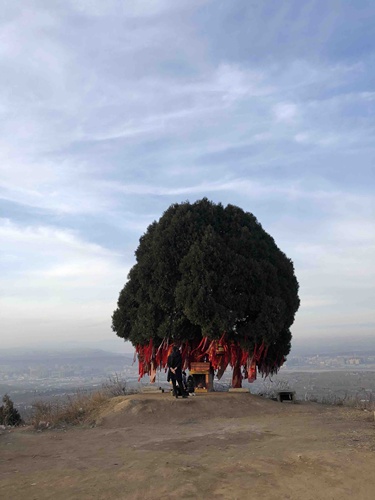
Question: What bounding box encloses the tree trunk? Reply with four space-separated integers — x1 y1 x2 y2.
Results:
231 362 243 388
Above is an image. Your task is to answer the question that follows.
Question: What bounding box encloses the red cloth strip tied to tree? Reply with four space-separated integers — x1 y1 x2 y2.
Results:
134 334 285 386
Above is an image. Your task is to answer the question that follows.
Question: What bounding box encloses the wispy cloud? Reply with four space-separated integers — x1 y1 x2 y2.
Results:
273 102 299 123
0 219 129 292
1 0 374 347
0 218 130 344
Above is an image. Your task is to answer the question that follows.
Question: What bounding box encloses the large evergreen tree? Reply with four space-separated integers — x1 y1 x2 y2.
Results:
112 199 300 386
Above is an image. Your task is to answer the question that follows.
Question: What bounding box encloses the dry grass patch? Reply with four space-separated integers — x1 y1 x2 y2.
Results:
31 375 136 429
32 390 108 429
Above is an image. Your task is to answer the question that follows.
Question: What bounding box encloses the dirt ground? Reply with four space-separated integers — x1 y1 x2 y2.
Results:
1 392 374 499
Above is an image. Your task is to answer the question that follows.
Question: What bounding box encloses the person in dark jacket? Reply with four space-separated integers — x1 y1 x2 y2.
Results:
167 346 187 398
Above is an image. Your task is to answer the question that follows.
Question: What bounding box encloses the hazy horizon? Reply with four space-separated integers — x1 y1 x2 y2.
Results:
1 333 374 358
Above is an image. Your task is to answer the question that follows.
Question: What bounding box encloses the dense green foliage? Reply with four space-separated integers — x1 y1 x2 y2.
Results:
112 199 299 356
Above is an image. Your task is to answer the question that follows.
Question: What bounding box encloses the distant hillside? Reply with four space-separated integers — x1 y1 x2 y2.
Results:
0 347 135 381
290 334 375 357
0 347 133 364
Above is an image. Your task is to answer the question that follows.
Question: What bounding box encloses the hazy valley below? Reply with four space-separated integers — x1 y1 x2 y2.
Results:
1 335 374 418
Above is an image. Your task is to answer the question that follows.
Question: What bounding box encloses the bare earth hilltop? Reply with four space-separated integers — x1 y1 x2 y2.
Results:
1 393 374 500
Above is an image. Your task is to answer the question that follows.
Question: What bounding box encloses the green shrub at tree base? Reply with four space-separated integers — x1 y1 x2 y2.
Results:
0 394 22 426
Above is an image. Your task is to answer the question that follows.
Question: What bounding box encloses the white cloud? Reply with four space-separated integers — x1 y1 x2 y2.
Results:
0 219 116 257
1 1 374 348
0 219 131 346
69 0 196 18
299 295 338 310
0 219 130 303
273 102 299 123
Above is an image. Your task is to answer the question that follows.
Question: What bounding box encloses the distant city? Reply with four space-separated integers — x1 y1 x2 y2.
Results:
285 353 375 369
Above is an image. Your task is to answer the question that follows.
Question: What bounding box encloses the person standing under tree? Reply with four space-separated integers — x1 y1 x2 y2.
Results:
167 346 187 398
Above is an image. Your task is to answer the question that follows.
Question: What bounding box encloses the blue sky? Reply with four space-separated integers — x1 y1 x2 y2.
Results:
1 0 374 351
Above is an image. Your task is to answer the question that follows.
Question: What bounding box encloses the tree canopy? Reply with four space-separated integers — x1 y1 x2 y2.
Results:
112 199 300 385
